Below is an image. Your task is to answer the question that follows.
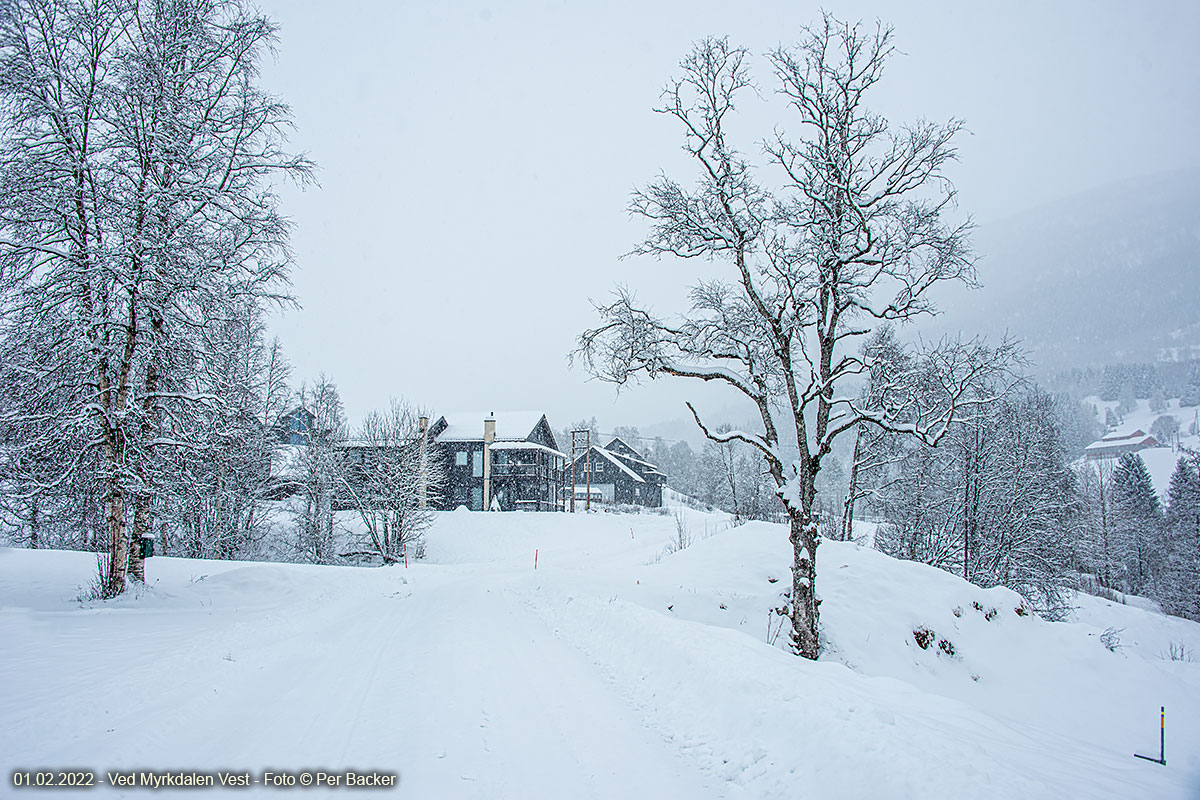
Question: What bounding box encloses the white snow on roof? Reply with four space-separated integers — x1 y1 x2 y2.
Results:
1084 433 1158 453
435 410 547 442
600 437 665 473
1095 428 1149 443
583 446 645 483
489 441 567 459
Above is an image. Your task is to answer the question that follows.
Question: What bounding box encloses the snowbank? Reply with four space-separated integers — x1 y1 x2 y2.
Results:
1 504 1196 798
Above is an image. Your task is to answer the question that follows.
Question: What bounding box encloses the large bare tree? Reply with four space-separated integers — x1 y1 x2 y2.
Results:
338 400 446 565
0 0 311 594
577 17 1014 658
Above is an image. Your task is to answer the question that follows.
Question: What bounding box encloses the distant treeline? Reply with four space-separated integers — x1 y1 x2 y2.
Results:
1048 360 1200 406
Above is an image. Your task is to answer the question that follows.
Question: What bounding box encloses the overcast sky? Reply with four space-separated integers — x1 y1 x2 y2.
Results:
254 0 1200 434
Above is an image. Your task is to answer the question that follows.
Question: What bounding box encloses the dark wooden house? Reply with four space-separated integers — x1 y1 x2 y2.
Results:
428 411 567 511
274 406 316 445
570 437 665 508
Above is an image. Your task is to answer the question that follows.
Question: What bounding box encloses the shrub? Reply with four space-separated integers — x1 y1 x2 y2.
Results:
913 626 935 650
1163 641 1194 662
76 553 113 603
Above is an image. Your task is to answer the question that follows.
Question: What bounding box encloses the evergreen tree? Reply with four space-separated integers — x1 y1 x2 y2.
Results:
1099 365 1125 402
1163 455 1200 619
1181 365 1200 407
1110 453 1163 596
1116 384 1138 418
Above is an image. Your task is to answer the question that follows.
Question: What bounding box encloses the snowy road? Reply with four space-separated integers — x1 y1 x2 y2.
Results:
1 555 723 798
2 507 1197 799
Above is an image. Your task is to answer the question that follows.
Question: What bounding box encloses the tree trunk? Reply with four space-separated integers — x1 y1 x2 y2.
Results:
788 488 821 659
105 477 128 597
29 499 39 550
129 495 149 582
841 424 863 541
963 448 971 581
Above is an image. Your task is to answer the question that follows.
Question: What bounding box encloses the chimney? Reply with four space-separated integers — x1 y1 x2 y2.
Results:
482 414 496 510
418 415 429 508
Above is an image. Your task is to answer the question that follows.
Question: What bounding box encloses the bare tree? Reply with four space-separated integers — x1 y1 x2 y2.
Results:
338 400 446 564
576 19 1015 658
291 375 345 564
0 0 311 594
167 303 292 560
840 326 911 541
871 386 1079 617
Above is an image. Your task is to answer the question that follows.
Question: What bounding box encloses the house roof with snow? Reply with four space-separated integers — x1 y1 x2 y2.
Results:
489 440 568 459
589 446 646 483
1084 429 1161 459
571 442 670 484
433 411 549 442
603 437 665 476
429 410 564 457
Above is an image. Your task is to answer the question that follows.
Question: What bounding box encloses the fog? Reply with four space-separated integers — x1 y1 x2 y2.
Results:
255 0 1200 431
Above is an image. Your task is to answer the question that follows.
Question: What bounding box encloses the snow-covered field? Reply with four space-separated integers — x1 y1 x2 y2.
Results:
2 503 1197 798
1087 395 1200 500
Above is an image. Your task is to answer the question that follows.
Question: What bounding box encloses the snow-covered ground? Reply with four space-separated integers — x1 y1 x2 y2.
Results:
2 503 1197 798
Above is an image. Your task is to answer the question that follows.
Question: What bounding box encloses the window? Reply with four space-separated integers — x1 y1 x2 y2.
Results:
456 450 468 467
472 451 483 478
471 487 483 510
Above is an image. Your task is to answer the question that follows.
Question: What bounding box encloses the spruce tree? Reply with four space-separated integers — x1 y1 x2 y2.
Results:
1164 455 1200 619
1111 453 1163 596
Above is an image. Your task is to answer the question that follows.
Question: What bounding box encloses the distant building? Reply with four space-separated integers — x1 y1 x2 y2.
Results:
273 406 316 446
428 411 567 511
1084 428 1161 461
570 437 665 507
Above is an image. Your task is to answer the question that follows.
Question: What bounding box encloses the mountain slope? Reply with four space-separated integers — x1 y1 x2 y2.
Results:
931 168 1200 370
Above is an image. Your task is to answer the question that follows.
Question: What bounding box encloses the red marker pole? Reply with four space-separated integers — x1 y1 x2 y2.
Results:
534 549 538 570
403 544 408 569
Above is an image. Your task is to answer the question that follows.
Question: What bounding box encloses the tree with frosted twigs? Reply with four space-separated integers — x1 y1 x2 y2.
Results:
168 306 294 561
575 16 1016 658
339 400 446 565
869 385 1080 617
0 0 312 593
292 376 346 565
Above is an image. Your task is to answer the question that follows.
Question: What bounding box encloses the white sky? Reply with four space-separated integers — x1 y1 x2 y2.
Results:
255 0 1200 432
